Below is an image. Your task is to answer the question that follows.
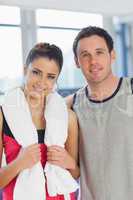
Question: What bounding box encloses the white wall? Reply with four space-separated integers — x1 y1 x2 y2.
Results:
0 0 133 16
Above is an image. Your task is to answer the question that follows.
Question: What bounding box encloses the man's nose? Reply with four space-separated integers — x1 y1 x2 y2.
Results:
90 55 97 64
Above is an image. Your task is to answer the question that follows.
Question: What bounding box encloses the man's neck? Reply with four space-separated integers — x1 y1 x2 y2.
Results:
87 75 120 101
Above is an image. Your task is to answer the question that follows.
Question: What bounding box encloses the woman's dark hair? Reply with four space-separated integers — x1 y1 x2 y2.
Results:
25 42 63 73
73 26 114 58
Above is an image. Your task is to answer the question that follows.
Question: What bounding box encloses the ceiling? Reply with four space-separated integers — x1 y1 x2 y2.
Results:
0 0 133 16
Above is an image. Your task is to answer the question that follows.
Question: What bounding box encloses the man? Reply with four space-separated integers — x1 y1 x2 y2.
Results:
66 26 133 200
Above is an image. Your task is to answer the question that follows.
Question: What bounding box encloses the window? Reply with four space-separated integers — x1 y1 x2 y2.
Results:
113 17 133 77
0 5 20 24
36 9 103 28
0 6 22 93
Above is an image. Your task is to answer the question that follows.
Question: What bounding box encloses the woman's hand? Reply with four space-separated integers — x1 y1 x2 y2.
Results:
47 145 76 170
16 143 41 170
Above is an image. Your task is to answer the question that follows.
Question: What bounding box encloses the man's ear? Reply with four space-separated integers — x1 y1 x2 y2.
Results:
111 50 116 62
74 56 80 68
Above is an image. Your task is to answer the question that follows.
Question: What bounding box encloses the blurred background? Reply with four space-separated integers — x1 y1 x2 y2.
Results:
0 0 133 198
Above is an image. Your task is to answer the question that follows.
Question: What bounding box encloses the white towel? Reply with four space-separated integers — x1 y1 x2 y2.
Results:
2 87 79 200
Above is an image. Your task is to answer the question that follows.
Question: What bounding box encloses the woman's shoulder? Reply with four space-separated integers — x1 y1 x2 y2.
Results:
0 107 3 123
0 107 3 134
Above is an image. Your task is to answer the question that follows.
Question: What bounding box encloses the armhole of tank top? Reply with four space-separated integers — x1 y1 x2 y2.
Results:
0 107 15 139
0 106 4 141
130 78 133 94
71 93 77 110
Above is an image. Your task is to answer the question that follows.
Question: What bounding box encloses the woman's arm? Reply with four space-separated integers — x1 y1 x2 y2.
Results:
0 109 41 188
0 109 21 188
47 109 80 179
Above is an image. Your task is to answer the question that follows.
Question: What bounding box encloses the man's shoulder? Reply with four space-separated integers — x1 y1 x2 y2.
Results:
129 77 133 94
65 86 86 108
121 77 133 94
65 94 74 109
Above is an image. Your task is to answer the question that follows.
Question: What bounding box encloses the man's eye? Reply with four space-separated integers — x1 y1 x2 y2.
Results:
97 51 104 55
82 53 89 57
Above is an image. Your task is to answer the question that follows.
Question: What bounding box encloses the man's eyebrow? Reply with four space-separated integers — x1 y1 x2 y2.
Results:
95 48 106 51
80 48 106 55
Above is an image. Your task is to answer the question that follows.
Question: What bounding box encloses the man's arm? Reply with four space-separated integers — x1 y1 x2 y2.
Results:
65 94 74 109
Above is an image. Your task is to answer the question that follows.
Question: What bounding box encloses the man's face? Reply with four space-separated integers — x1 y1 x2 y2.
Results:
75 35 115 85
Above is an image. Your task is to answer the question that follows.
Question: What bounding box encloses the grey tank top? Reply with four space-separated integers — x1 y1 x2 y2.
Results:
73 77 133 200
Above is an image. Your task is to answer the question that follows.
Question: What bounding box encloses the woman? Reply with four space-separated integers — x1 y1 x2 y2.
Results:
0 43 79 200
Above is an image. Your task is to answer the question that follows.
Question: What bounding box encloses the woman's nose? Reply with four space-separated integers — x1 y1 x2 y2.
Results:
38 76 48 88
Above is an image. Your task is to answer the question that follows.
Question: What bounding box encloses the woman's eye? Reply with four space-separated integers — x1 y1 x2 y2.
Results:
32 70 39 75
48 76 56 80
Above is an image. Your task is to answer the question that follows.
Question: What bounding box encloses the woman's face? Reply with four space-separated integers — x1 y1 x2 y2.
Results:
24 57 60 100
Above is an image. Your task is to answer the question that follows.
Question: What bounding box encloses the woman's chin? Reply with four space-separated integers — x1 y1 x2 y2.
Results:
32 91 50 99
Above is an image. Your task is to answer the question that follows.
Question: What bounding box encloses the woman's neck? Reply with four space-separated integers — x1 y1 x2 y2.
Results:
26 95 46 130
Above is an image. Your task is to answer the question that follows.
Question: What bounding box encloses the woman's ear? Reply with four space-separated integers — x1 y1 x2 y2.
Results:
22 66 28 86
24 65 28 76
74 56 80 68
